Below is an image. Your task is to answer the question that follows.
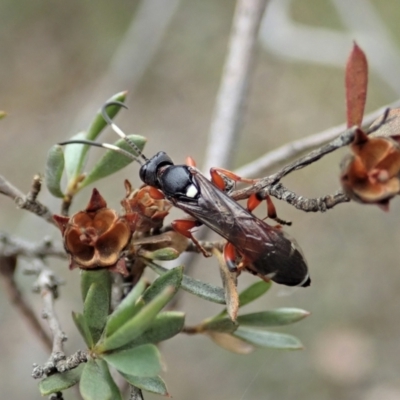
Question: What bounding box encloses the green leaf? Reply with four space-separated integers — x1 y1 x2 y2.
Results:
124 311 185 348
202 318 237 333
80 359 122 400
72 311 93 348
142 266 183 304
99 287 175 352
64 131 88 180
145 248 180 261
45 145 65 198
105 279 147 337
239 281 272 307
81 269 111 303
80 135 146 188
147 261 225 304
87 92 127 141
102 344 161 377
237 308 310 327
233 327 303 350
39 364 84 396
84 283 110 344
121 374 168 396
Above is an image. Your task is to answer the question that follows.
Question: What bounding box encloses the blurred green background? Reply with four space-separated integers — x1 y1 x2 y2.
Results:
1 0 400 399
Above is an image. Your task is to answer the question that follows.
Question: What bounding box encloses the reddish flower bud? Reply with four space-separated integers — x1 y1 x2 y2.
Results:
54 188 132 275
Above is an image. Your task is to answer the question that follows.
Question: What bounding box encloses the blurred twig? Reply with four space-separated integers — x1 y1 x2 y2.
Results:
203 0 269 172
0 254 52 351
235 99 400 177
177 0 269 276
0 232 66 261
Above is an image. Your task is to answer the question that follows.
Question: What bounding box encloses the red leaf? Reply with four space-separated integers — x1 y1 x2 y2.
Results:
345 42 368 128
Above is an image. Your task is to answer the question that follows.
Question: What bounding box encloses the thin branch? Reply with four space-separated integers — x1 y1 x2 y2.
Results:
37 269 66 354
0 254 52 350
0 174 55 225
31 267 86 379
231 109 391 202
185 240 224 253
129 385 144 400
235 99 400 177
266 183 349 212
32 350 88 379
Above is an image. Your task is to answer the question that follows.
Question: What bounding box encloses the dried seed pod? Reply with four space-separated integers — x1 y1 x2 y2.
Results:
121 180 172 235
340 128 400 210
54 188 132 275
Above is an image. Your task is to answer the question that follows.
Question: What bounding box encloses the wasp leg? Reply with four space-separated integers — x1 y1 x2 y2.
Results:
171 219 211 257
185 156 196 167
209 167 257 191
223 242 238 272
247 193 291 226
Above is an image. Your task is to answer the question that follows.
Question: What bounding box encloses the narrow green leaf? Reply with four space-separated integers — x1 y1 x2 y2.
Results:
64 131 87 180
239 281 272 307
80 135 146 188
80 359 122 400
146 248 180 261
87 92 128 141
202 318 237 333
121 374 168 396
84 283 110 344
81 269 111 303
105 279 147 337
233 327 303 350
72 312 93 348
99 287 175 352
124 311 185 348
39 364 84 396
237 308 310 327
142 266 183 304
147 261 225 304
45 145 65 198
102 344 161 377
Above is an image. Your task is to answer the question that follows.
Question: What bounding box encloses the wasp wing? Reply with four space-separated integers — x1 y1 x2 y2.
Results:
171 169 310 287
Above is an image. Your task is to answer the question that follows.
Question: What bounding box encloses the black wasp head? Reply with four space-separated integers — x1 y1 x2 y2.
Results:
139 151 174 188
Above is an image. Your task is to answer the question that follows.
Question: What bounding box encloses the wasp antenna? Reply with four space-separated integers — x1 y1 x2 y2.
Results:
102 101 148 162
59 139 141 163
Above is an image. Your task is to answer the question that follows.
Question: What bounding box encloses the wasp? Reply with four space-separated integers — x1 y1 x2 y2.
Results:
60 102 310 287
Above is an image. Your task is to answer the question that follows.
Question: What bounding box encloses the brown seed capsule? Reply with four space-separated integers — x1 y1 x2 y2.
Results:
54 188 132 275
340 128 400 210
121 180 172 235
